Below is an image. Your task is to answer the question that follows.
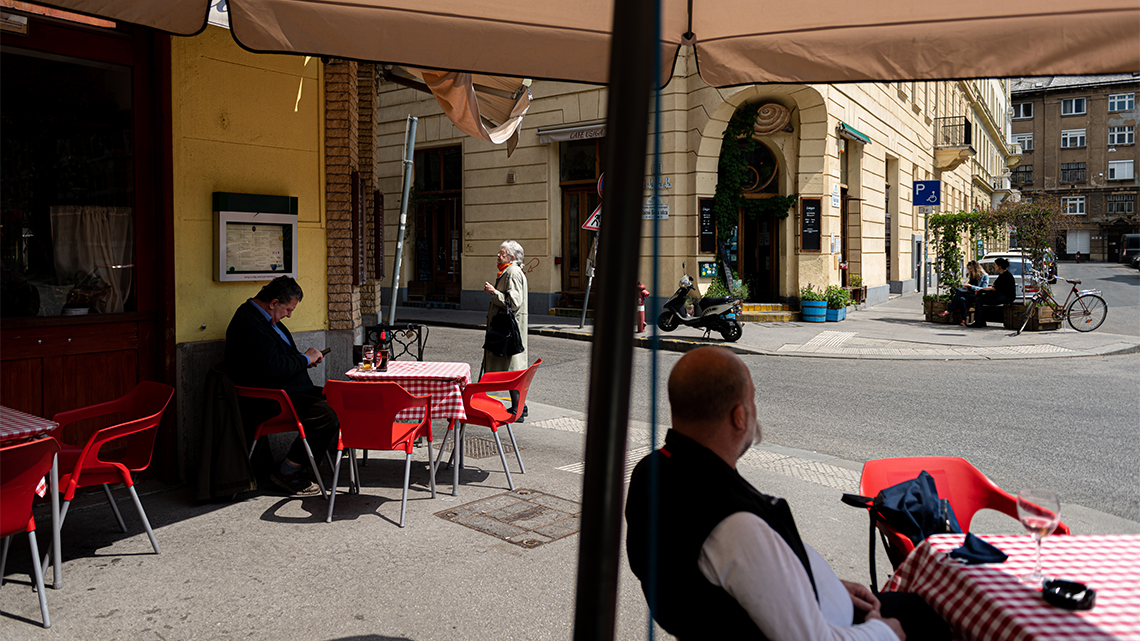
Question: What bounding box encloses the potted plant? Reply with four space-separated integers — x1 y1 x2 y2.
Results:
800 284 826 322
923 293 955 322
848 274 867 304
825 285 851 321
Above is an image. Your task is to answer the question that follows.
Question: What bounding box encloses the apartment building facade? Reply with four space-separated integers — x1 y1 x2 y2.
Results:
374 51 1020 312
1010 75 1140 262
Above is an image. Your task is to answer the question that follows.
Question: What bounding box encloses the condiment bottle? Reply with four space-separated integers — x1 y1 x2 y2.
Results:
378 331 390 371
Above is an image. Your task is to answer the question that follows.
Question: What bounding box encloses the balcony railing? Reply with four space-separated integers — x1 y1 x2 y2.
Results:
935 116 972 148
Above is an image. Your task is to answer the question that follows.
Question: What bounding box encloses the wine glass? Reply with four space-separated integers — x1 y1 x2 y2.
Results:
1017 488 1061 586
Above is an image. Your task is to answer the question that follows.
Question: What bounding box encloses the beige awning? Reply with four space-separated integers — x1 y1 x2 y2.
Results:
382 66 531 155
32 0 1140 86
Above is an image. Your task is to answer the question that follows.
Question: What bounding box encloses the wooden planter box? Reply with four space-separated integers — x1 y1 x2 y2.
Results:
846 286 867 304
923 299 960 324
826 307 847 321
1004 303 1062 331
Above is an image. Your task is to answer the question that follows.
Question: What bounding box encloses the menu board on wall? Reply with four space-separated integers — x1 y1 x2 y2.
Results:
801 198 822 252
699 198 716 253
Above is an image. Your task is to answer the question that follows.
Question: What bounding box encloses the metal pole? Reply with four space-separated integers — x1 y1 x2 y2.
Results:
572 0 655 637
923 208 929 298
579 235 598 328
388 116 418 326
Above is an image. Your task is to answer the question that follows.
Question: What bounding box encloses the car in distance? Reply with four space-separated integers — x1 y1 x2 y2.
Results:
979 254 1037 301
999 248 1057 282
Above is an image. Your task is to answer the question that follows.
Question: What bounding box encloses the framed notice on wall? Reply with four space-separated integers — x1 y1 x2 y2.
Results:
800 197 822 252
213 192 298 282
699 198 716 253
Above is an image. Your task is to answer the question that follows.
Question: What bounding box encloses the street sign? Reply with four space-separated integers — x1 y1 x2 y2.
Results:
582 204 601 231
913 180 941 206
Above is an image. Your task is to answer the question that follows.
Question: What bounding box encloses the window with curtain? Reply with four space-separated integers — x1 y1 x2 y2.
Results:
1 48 135 317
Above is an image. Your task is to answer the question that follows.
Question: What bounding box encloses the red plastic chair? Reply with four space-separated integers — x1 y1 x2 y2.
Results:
442 359 541 492
323 381 435 527
38 381 174 578
859 456 1071 568
1 437 60 628
233 386 328 499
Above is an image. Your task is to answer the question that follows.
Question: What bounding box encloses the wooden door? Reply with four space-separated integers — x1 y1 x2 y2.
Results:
562 185 599 292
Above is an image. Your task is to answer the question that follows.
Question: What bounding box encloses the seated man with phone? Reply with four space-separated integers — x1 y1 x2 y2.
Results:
225 276 339 495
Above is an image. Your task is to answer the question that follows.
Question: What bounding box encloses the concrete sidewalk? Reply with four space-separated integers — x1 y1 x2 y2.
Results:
392 293 1140 360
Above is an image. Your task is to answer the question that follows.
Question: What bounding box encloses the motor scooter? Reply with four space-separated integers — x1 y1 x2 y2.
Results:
656 264 744 342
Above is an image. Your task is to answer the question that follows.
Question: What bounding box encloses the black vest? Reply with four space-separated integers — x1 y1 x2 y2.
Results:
625 431 818 639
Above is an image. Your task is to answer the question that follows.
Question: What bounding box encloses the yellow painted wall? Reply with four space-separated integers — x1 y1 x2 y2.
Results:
171 27 326 344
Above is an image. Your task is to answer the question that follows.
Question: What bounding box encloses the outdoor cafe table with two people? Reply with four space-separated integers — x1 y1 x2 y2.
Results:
885 533 1140 640
0 405 63 590
344 361 471 494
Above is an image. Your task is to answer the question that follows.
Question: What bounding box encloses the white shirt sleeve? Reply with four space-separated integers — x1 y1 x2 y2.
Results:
697 512 896 641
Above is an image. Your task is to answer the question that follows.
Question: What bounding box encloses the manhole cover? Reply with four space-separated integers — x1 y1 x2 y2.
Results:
435 489 581 548
434 435 516 460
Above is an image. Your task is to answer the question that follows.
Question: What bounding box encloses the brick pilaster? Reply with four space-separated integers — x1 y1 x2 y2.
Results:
324 60 361 330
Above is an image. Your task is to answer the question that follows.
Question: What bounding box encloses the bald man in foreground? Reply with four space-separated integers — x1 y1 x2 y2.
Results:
625 347 948 640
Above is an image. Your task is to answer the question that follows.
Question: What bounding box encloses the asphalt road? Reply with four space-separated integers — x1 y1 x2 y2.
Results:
425 262 1139 522
1053 261 1138 336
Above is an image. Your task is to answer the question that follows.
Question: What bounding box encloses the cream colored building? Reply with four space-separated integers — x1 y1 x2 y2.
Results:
373 50 1020 313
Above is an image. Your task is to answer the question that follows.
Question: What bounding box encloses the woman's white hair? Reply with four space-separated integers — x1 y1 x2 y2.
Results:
501 240 524 263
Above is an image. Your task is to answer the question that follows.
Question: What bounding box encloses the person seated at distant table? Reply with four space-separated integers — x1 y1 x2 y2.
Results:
225 276 338 495
969 257 1015 328
940 260 989 326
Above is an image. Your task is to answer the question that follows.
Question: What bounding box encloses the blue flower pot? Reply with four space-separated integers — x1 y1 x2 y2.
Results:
802 300 826 322
826 307 847 321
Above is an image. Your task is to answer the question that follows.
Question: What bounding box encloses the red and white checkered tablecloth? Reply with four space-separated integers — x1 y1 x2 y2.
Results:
345 361 471 422
0 405 59 443
885 534 1140 641
1 406 59 496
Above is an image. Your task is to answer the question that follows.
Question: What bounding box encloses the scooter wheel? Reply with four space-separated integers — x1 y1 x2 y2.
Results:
657 311 679 332
720 320 743 342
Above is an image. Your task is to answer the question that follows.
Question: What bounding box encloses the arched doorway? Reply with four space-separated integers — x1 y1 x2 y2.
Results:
726 140 783 301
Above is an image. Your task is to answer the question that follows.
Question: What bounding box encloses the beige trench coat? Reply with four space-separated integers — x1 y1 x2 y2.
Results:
483 262 528 374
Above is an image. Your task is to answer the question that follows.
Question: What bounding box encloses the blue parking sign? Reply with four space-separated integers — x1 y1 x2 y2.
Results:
913 180 941 206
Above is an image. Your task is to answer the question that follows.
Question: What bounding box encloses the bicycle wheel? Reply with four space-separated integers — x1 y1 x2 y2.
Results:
1017 298 1039 335
1066 294 1107 332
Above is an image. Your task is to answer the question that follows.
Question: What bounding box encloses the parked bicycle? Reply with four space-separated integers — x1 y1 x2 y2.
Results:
1016 269 1108 335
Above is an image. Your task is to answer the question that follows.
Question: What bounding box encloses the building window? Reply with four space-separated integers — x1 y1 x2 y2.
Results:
1061 98 1087 115
1060 162 1086 183
1012 103 1033 119
1061 129 1086 148
1011 165 1033 185
1109 126 1135 145
1107 194 1136 214
1012 132 1033 151
1062 196 1086 215
1109 93 1135 111
1108 160 1135 180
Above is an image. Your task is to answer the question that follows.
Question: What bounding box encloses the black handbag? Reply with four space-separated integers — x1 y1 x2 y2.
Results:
483 292 524 357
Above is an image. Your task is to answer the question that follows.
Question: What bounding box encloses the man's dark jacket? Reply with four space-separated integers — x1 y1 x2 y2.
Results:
224 300 315 394
625 430 817 639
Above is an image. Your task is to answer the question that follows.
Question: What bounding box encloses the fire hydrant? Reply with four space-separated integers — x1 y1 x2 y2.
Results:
636 281 650 333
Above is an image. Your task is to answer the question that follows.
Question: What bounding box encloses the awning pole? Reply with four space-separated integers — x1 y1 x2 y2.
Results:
572 0 656 637
388 116 418 326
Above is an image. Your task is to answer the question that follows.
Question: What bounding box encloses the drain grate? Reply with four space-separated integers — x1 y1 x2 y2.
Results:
436 489 581 548
434 434 516 460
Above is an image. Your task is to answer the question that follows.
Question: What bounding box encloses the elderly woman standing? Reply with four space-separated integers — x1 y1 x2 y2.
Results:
483 240 529 420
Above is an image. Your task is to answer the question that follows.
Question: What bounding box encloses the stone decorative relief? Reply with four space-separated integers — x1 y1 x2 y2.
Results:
753 103 791 136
